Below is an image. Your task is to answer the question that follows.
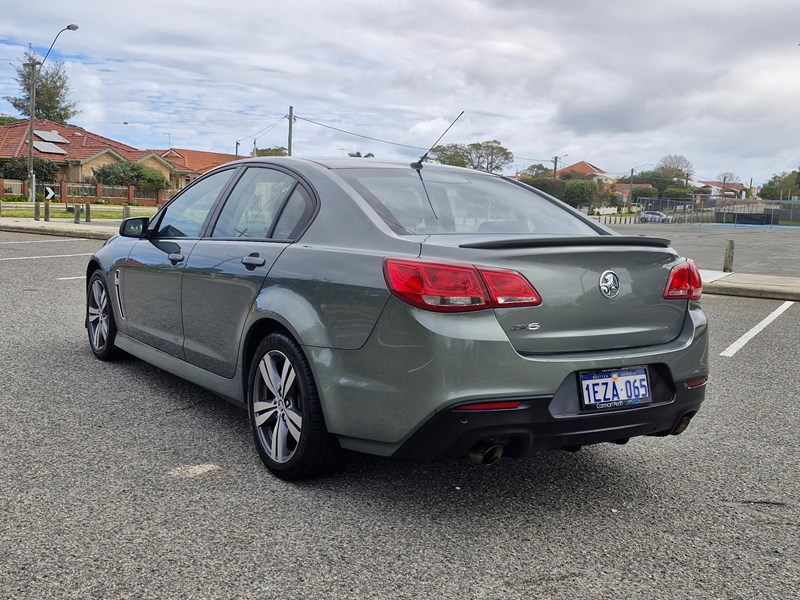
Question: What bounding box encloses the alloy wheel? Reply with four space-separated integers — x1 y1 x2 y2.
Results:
88 279 110 351
253 350 303 463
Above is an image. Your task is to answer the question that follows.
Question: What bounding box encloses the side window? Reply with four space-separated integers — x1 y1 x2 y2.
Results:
272 186 313 240
212 168 296 239
156 170 233 238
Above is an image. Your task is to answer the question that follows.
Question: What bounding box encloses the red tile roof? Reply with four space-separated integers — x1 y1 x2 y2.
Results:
0 120 237 177
0 119 144 163
153 148 239 174
556 160 606 177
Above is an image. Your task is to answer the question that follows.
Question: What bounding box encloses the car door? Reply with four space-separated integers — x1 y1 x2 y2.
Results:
121 168 235 359
181 166 316 378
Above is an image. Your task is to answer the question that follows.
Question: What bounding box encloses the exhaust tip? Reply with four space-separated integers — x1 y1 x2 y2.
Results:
671 416 692 436
467 442 504 465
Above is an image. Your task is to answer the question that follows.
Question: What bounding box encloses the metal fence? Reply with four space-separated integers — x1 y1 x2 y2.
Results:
634 197 800 226
1 179 178 204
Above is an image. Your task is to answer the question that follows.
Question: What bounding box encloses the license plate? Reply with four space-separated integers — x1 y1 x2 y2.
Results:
579 367 652 410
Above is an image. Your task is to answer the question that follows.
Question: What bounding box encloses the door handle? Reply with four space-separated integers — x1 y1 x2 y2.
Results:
168 253 184 265
241 255 266 268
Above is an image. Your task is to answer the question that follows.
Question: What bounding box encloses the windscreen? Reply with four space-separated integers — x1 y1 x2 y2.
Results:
340 168 598 236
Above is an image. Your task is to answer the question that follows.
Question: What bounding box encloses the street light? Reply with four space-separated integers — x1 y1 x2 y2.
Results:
27 24 79 202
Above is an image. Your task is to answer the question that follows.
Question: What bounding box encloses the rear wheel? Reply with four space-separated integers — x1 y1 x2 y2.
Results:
248 332 341 480
87 271 121 361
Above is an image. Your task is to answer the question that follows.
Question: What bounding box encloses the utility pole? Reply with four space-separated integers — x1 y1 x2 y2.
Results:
553 155 559 178
287 105 293 156
235 140 240 158
26 55 38 202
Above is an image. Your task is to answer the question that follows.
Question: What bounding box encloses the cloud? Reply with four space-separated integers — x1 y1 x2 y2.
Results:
1 0 799 183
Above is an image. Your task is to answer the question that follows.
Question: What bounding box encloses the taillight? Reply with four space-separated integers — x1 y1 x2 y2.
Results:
663 259 702 301
383 258 541 312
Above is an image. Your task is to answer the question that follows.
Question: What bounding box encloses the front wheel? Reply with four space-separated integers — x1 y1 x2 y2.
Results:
87 271 121 361
248 332 341 480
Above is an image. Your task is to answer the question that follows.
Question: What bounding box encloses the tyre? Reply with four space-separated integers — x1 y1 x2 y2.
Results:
248 332 341 480
87 270 121 361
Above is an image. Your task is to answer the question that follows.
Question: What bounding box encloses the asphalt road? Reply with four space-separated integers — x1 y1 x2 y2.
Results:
0 231 797 599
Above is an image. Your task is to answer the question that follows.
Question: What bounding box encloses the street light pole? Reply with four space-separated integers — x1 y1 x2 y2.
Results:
27 24 78 203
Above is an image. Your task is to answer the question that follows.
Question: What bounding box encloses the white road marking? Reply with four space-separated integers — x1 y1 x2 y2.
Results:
720 301 795 357
57 276 85 280
0 252 93 261
0 238 88 245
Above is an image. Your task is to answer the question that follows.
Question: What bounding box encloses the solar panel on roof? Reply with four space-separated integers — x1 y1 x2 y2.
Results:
34 130 69 144
33 141 68 155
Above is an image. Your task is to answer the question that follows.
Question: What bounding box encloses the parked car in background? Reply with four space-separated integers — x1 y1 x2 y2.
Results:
86 158 708 480
639 210 673 223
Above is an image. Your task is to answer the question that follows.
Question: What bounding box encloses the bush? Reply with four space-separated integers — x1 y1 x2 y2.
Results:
93 162 169 191
563 180 597 207
662 187 693 199
518 176 566 200
0 194 28 202
1 156 58 181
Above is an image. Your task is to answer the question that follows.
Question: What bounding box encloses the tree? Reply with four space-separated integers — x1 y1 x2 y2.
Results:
662 187 693 199
4 50 79 123
656 154 694 179
93 162 169 191
0 115 21 125
758 171 800 200
253 146 288 157
630 170 688 197
563 180 597 207
1 156 58 181
431 140 513 173
518 163 550 177
348 151 374 158
430 143 469 168
518 176 566 199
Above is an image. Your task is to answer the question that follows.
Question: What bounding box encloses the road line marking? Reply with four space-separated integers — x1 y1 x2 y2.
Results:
720 301 795 357
0 252 93 261
0 238 88 245
57 276 85 280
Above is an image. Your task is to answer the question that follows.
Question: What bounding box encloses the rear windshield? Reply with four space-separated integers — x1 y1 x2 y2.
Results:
339 168 598 236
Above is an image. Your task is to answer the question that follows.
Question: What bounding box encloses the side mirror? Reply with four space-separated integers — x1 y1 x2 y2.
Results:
119 217 150 238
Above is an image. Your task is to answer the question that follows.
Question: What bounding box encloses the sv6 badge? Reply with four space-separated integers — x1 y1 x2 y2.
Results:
510 323 541 331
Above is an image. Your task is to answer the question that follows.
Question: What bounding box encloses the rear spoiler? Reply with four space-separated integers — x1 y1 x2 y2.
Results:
459 236 671 250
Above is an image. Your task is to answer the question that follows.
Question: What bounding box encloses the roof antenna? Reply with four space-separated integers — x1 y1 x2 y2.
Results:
410 110 464 171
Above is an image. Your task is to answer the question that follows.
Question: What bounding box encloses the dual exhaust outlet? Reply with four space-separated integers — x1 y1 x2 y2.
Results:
466 415 693 466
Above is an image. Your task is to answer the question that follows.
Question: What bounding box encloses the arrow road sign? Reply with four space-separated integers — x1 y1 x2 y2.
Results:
45 187 57 200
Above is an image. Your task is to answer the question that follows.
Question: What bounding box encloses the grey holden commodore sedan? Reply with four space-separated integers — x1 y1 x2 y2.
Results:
86 157 708 480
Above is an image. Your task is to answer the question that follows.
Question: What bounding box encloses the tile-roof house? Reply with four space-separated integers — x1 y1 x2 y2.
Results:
555 160 607 180
152 148 239 189
696 180 746 199
0 119 237 189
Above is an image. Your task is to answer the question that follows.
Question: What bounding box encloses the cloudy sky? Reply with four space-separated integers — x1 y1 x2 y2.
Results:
2 0 799 185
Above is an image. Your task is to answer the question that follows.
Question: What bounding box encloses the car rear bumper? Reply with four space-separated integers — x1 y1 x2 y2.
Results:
392 381 706 460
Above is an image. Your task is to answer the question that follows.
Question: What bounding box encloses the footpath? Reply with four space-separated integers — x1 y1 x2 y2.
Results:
2 216 799 301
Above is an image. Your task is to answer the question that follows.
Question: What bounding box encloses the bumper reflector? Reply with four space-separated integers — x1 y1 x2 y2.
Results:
685 377 707 389
454 400 522 411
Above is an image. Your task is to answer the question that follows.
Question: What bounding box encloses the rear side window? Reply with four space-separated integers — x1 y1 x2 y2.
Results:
212 168 296 239
340 169 597 236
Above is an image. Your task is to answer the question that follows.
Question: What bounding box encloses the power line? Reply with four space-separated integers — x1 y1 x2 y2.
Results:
294 115 428 151
236 116 287 144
